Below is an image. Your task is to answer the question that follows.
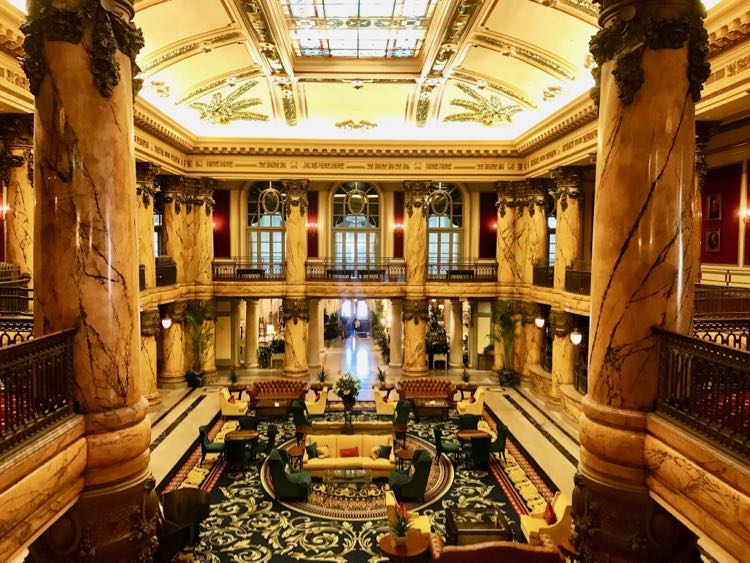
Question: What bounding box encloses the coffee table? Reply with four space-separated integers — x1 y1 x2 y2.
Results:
445 507 513 545
413 399 449 420
395 448 414 472
255 399 291 420
378 530 429 562
323 469 372 490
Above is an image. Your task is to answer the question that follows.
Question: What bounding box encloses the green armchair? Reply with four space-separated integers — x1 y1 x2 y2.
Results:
199 425 224 463
238 415 260 431
434 425 461 465
458 414 480 430
267 448 311 500
393 400 412 425
490 423 508 462
467 435 491 469
290 400 311 427
389 448 432 502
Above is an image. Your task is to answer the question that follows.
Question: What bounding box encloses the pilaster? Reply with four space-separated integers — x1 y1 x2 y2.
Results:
551 166 584 290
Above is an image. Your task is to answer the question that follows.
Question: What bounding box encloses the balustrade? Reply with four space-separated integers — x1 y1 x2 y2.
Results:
694 285 750 319
564 262 591 295
305 259 405 282
213 259 286 281
426 260 497 282
532 265 554 288
155 256 177 286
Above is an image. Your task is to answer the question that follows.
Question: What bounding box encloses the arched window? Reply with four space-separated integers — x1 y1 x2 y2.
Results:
332 182 380 265
427 182 462 265
247 181 285 268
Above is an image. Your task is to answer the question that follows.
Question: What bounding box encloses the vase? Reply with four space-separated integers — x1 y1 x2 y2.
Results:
392 533 408 547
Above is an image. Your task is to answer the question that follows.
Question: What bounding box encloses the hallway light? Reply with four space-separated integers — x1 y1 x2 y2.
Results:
534 317 545 328
161 315 172 329
570 329 583 346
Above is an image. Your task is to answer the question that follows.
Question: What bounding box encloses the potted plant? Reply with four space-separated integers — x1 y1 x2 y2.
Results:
257 345 272 368
184 301 212 388
333 372 360 409
461 369 471 384
316 367 328 383
389 502 412 546
491 301 517 387
376 367 387 385
229 368 238 385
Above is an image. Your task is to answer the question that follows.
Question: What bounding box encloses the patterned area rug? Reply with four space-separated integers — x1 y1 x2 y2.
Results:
160 404 559 562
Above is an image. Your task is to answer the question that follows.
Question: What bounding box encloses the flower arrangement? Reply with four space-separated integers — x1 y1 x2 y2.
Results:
333 372 360 401
376 367 387 384
390 501 412 541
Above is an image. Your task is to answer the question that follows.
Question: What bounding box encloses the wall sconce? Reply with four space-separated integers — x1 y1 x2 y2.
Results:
306 221 318 232
741 209 750 225
534 317 545 328
393 222 403 234
491 222 497 231
161 315 172 329
570 329 583 346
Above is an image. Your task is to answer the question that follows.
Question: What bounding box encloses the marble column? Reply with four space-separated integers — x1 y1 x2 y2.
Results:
194 178 216 286
402 298 428 377
282 180 308 286
389 299 403 369
449 300 463 369
283 297 308 377
551 167 583 290
160 302 186 387
160 176 189 284
0 115 34 281
403 181 429 287
140 309 161 406
496 181 522 285
491 300 504 371
574 0 707 558
200 299 217 379
694 122 719 283
307 298 321 369
135 162 159 290
244 299 259 367
522 180 550 284
26 0 158 558
521 302 544 381
549 310 574 404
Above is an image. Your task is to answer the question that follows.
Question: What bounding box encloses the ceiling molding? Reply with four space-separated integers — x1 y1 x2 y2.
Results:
234 0 288 76
140 29 245 75
516 97 597 156
707 8 750 58
424 0 486 79
452 69 537 109
134 99 196 153
471 30 578 81
539 0 598 26
175 67 264 105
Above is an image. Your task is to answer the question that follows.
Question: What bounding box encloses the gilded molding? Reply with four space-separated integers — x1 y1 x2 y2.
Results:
445 82 524 126
472 34 577 81
135 162 161 208
452 71 536 109
282 179 308 216
239 0 285 74
550 309 572 337
140 309 161 337
277 80 298 127
707 9 750 58
140 31 243 73
516 104 598 156
429 0 483 75
21 0 144 98
175 69 263 106
402 299 429 324
551 166 584 211
189 80 268 125
282 298 309 324
589 0 710 106
415 81 438 127
404 181 430 218
336 120 377 130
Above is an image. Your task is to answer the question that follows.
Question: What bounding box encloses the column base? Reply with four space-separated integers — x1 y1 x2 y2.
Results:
158 373 188 389
401 367 428 378
28 473 159 563
572 472 698 562
144 391 162 406
283 367 309 378
388 362 402 369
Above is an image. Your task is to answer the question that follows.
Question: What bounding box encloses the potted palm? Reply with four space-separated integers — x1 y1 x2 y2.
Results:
492 301 517 387
184 301 212 388
390 502 412 546
376 367 387 385
316 367 328 383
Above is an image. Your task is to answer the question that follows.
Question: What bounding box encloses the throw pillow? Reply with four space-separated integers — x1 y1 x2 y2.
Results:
543 501 557 525
306 442 318 459
227 395 236 404
317 445 330 459
469 395 476 403
340 446 359 458
378 445 392 459
370 445 380 460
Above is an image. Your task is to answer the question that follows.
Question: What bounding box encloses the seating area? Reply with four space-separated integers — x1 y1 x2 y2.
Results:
247 379 308 409
220 387 248 417
397 378 456 406
302 433 396 478
520 491 572 546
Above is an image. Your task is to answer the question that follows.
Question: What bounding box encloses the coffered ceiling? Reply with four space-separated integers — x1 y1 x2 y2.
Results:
131 0 604 141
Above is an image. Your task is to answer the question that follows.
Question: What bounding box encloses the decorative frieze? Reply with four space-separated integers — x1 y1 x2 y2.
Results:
159 175 216 214
402 299 429 324
282 179 309 216
21 0 145 98
550 309 573 338
140 309 161 337
136 162 161 208
282 298 309 324
404 181 430 218
551 166 584 211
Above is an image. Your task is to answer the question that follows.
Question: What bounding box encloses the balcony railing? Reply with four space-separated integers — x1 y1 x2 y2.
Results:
694 285 750 319
656 328 750 462
693 318 749 351
565 262 591 295
532 265 554 288
213 259 286 281
0 329 76 455
0 262 20 282
0 317 33 347
155 256 177 287
426 260 497 282
306 259 405 282
0 281 32 314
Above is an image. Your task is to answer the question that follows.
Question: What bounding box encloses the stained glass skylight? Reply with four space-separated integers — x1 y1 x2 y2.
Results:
279 0 438 58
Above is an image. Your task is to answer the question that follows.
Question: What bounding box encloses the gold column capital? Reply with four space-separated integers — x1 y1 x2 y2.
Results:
403 181 430 218
282 179 309 215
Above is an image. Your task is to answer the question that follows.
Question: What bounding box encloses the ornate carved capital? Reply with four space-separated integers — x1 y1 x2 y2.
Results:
522 178 551 217
140 309 161 337
520 301 542 325
402 298 429 324
135 162 161 208
163 301 186 323
495 180 522 218
551 166 584 211
159 175 216 214
282 298 309 324
572 472 698 562
282 179 309 216
0 114 33 149
21 0 144 99
550 309 572 337
589 0 710 106
695 121 719 193
404 181 430 218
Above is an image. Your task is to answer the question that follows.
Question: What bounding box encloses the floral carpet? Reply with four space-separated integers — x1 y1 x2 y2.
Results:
160 404 559 562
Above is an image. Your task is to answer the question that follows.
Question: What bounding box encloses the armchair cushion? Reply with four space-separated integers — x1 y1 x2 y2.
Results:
306 443 318 459
543 501 556 525
340 446 359 457
378 445 392 459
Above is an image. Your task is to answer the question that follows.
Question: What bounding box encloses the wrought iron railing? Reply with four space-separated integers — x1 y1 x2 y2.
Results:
694 285 750 319
693 318 749 351
155 256 177 287
655 329 750 461
426 260 497 282
305 259 405 282
0 317 33 347
565 262 591 295
213 259 286 281
0 329 76 455
0 281 32 314
532 265 554 288
0 262 20 282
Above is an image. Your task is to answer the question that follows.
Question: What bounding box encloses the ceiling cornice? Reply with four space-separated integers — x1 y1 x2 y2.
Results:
134 98 196 153
174 67 264 105
451 69 537 109
706 7 750 58
140 29 245 75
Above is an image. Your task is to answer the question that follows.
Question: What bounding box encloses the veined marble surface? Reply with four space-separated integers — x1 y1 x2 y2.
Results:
4 151 34 280
554 198 580 290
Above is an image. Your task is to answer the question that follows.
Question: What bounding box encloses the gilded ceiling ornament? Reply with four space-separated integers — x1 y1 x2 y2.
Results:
176 69 263 105
277 81 298 126
190 80 269 125
472 35 577 81
282 298 310 324
444 83 523 127
21 0 144 99
588 2 710 106
402 299 429 324
404 181 430 218
335 120 377 130
430 0 482 74
452 71 536 108
140 32 242 73
416 81 438 127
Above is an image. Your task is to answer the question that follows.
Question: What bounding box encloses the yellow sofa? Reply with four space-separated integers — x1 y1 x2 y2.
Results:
303 434 396 478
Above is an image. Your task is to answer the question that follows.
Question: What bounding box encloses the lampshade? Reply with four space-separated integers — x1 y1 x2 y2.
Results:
570 329 583 346
534 317 545 328
161 316 172 329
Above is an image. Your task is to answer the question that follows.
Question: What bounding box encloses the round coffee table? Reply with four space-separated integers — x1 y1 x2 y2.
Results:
456 429 490 442
225 430 259 442
395 448 414 472
378 530 428 562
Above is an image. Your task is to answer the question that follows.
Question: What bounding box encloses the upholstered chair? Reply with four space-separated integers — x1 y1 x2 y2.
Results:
305 386 328 416
219 387 249 417
267 448 311 500
456 387 485 416
374 385 396 417
388 449 432 502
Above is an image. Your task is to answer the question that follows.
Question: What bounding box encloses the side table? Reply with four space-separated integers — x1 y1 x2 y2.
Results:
378 530 428 562
396 448 414 473
288 445 305 472
393 424 408 450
